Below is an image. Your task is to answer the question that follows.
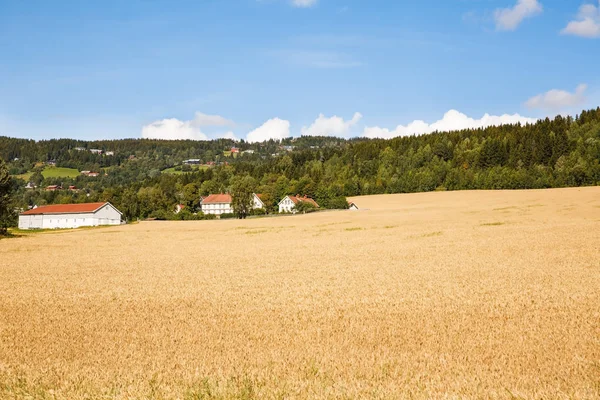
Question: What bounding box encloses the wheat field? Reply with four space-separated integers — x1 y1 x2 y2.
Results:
1 187 599 399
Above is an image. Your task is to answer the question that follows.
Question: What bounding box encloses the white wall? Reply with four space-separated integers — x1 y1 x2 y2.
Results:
18 215 43 230
201 203 233 215
92 204 122 226
279 197 295 213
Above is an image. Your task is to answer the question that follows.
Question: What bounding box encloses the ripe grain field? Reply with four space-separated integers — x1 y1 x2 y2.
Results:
1 187 599 399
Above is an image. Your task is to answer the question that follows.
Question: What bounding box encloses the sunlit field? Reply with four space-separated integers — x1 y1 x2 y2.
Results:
1 187 599 399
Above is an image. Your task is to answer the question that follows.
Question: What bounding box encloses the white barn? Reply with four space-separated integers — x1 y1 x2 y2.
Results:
18 202 122 230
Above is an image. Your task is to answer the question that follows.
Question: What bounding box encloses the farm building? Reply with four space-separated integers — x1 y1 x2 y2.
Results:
348 202 359 210
278 195 319 213
201 193 265 216
18 202 122 230
201 194 234 216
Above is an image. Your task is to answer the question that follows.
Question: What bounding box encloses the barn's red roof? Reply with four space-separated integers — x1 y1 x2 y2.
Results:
201 194 232 204
20 202 108 215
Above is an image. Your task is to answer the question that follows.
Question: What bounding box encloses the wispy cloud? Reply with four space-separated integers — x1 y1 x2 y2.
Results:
561 1 600 38
276 50 363 68
494 0 543 31
290 0 318 8
525 84 588 112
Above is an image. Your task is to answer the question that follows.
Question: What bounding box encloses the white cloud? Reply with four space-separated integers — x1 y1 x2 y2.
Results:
246 118 291 143
217 131 238 140
494 0 543 31
141 118 209 140
301 112 362 137
525 84 588 111
141 112 235 140
363 110 537 139
192 112 235 127
561 2 600 38
291 0 317 7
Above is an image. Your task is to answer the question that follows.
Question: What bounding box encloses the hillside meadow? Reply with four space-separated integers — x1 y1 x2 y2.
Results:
0 187 599 399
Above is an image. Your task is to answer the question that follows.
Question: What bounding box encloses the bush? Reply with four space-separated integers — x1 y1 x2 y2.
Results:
250 208 267 216
219 213 236 219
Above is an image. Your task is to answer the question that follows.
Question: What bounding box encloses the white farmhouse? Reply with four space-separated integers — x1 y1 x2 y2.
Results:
253 193 265 210
278 195 319 213
18 202 122 230
200 194 234 216
201 193 265 216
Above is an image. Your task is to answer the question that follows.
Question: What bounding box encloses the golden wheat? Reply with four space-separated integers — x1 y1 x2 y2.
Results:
1 187 599 399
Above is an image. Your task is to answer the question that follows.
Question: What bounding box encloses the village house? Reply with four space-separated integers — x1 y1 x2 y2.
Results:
201 193 265 216
278 195 319 213
105 151 115 156
201 194 234 216
18 202 122 230
230 147 240 154
175 204 186 214
25 182 36 190
45 185 62 191
90 149 103 155
183 159 201 165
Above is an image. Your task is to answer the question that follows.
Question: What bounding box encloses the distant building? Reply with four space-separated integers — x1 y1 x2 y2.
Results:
18 202 122 230
74 147 86 151
90 149 103 154
201 194 233 216
253 193 265 210
68 186 79 192
231 147 240 154
46 160 56 166
201 193 264 216
81 171 100 177
278 195 319 213
45 185 62 191
348 202 359 211
183 159 201 165
25 182 36 190
105 151 115 156
175 204 186 214
242 149 255 155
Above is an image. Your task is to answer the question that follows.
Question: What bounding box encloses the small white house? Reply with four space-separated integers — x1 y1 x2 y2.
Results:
18 202 122 230
348 202 359 210
278 195 319 213
253 193 265 210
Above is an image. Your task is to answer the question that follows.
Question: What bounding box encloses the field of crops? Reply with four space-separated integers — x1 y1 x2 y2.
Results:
1 187 599 399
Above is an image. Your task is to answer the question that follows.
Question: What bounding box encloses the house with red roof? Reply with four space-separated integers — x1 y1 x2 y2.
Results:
200 193 265 217
200 194 233 216
18 202 122 230
278 195 319 213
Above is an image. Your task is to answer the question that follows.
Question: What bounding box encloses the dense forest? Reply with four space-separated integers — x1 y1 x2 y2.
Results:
1 107 599 224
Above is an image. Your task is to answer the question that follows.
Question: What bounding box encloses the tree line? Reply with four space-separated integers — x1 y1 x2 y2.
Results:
0 107 599 229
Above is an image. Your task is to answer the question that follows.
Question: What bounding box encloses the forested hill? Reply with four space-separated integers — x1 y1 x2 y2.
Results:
1 107 599 221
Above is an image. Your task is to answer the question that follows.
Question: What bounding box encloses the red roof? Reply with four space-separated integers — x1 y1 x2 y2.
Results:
201 194 232 204
288 195 319 208
20 202 109 215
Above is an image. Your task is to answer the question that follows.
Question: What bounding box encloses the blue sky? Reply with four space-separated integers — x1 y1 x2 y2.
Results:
0 0 599 141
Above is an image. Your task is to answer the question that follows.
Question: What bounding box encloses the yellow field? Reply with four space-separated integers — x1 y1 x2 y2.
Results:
1 187 599 399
